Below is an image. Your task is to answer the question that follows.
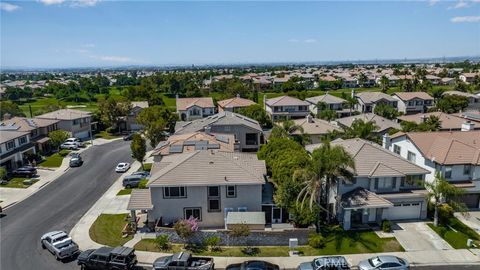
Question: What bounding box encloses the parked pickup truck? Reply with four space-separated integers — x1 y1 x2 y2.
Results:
40 231 79 260
77 246 137 270
153 252 214 270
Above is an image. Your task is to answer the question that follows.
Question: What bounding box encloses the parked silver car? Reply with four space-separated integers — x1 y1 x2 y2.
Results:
358 255 409 270
40 231 79 260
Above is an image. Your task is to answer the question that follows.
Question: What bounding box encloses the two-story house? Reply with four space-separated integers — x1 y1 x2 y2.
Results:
176 97 216 121
0 127 36 170
36 109 92 139
265 96 310 121
174 111 263 152
290 115 342 144
305 93 350 117
217 94 256 113
126 101 149 131
443 91 480 111
387 130 480 209
306 138 429 230
128 150 267 228
333 113 401 136
397 112 480 131
354 92 398 113
392 92 434 114
1 116 59 154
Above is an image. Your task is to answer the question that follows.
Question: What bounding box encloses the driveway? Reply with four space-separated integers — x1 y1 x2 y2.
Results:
455 211 480 233
393 221 453 251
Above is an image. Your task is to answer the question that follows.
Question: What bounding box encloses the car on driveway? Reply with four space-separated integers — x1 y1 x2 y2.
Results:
131 171 150 178
226 260 279 270
65 137 83 147
40 231 79 260
358 255 409 270
12 166 37 178
115 162 131 173
297 256 351 270
77 246 137 270
60 142 79 150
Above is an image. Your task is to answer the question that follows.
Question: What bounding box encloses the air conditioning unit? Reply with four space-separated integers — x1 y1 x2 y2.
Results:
238 207 247 212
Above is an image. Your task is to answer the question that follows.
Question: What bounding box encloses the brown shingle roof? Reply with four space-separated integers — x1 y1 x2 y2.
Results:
176 97 215 111
335 113 401 133
305 94 346 105
1 117 59 132
291 117 341 135
218 96 256 109
36 109 91 120
127 189 153 210
341 187 393 209
398 112 479 130
266 96 309 106
356 92 396 103
393 92 434 101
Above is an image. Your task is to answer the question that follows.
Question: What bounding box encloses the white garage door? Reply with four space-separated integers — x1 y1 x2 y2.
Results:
74 130 90 139
388 202 422 220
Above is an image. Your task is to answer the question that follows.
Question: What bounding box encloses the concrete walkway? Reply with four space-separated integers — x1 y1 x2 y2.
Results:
393 222 453 251
0 138 121 209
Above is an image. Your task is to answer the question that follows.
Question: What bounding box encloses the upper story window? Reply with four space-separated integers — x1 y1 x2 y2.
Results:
407 151 416 163
31 129 38 138
73 119 80 125
464 165 472 175
207 186 221 212
19 136 27 145
393 145 401 155
226 185 236 198
444 166 452 179
415 100 423 106
163 186 186 198
401 175 424 188
6 140 16 151
374 177 396 190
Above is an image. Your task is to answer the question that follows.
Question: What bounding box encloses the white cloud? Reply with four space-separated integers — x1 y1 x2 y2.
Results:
38 0 99 7
428 0 439 6
304 38 317 43
39 0 65 5
451 16 480 22
449 0 469 9
89 55 136 63
288 38 317 44
1 2 20 12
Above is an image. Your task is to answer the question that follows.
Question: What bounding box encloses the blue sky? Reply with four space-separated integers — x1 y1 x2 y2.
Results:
1 0 479 68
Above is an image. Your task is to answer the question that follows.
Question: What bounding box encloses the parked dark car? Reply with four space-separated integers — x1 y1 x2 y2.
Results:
123 133 135 141
69 155 83 167
77 246 137 270
153 252 214 270
12 166 37 178
226 261 279 270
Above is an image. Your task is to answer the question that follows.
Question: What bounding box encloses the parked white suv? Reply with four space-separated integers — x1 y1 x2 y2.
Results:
60 142 79 150
65 137 83 147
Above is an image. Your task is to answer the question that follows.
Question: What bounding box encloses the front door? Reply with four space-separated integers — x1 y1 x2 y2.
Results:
272 207 282 223
262 206 272 225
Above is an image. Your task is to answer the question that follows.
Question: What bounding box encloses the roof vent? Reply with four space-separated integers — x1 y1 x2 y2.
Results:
209 161 214 165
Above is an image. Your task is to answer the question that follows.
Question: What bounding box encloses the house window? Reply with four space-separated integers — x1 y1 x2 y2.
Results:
163 187 186 198
73 119 80 125
464 165 472 175
375 178 393 190
407 151 416 163
184 208 201 221
19 136 27 145
6 140 15 151
226 185 236 198
208 186 221 212
393 145 401 155
444 166 452 179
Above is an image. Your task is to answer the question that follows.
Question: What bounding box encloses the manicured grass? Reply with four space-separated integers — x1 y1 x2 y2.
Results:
428 217 480 249
19 97 97 117
38 152 65 168
94 130 122 140
139 163 152 172
297 226 404 256
161 94 177 108
89 214 133 246
134 240 289 257
116 189 133 196
0 178 39 188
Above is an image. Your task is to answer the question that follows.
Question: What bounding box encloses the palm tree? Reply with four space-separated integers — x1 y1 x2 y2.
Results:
281 119 304 134
380 75 390 93
341 92 358 116
296 143 355 223
424 172 465 227
343 119 380 142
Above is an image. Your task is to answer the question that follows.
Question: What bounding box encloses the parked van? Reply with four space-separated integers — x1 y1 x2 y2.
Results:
122 175 144 188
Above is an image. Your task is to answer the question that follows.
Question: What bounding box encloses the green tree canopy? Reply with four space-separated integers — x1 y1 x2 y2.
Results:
48 130 69 150
236 104 272 128
130 134 146 170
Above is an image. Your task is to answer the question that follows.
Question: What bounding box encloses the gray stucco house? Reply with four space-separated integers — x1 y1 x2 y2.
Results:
36 109 93 139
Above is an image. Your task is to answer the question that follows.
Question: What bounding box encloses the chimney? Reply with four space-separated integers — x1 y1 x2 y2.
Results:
3 113 12 121
236 93 240 98
461 120 475 131
420 114 427 123
382 133 391 149
307 114 314 123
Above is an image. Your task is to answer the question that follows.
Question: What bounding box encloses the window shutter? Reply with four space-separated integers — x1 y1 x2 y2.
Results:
374 179 378 189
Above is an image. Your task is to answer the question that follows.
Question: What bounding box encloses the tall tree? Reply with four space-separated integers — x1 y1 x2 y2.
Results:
374 103 399 120
380 75 390 93
130 134 146 170
342 119 380 142
0 101 26 118
48 130 69 150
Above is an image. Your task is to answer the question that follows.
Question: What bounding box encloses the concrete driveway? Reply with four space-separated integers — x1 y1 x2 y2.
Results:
455 211 480 233
393 221 453 251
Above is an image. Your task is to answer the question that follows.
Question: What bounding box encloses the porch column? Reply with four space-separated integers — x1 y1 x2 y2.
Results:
130 210 137 232
343 209 351 230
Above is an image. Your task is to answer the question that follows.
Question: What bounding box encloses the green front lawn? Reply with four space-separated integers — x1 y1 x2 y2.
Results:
428 217 480 249
89 214 133 246
116 189 133 196
38 152 66 168
0 178 39 188
19 97 98 117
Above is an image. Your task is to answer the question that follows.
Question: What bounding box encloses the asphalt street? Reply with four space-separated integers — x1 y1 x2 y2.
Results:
0 140 133 270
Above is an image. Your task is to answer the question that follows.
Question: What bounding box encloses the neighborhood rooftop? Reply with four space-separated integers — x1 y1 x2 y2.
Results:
152 132 236 156
265 95 310 106
35 108 92 120
174 111 262 134
176 97 215 110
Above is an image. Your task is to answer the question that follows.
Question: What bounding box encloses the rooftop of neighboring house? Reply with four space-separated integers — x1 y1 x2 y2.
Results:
148 150 266 187
290 116 341 135
305 138 429 177
1 117 59 132
305 93 346 105
131 101 149 109
217 95 256 109
176 97 215 111
392 92 434 101
397 112 479 130
36 109 92 121
265 95 310 107
174 111 262 135
443 90 478 99
391 130 480 165
355 91 397 104
335 113 401 133
152 132 236 156
455 111 480 122
0 129 30 144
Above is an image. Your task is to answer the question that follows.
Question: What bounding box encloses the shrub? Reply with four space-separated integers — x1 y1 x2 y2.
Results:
155 234 170 251
59 149 70 157
229 223 250 238
0 167 7 180
308 234 326 248
382 219 392 232
138 179 148 189
438 203 454 225
203 236 221 251
174 217 198 244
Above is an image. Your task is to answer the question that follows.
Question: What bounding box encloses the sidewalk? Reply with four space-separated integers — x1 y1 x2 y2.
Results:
0 138 121 209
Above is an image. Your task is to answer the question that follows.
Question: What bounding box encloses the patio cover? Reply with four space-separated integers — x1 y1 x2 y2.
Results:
127 189 153 210
341 187 393 210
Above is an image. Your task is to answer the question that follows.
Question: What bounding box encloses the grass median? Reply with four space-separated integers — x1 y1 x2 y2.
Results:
428 217 480 249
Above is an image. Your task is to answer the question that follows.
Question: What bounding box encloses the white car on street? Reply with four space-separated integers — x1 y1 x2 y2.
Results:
115 162 131 173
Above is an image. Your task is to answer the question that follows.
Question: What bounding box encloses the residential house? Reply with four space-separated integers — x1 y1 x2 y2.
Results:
128 150 267 228
0 128 36 170
291 115 341 144
1 116 59 154
265 96 310 121
174 111 263 152
334 113 401 136
397 112 480 131
354 92 398 113
217 94 256 113
36 109 92 139
151 132 237 162
387 130 480 208
176 97 215 121
459 73 478 83
125 101 148 131
443 91 480 111
424 75 441 85
305 93 350 117
306 138 430 230
392 92 434 114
